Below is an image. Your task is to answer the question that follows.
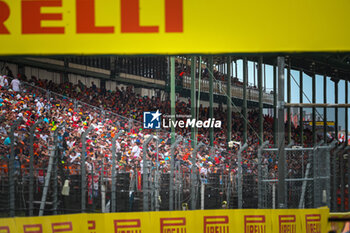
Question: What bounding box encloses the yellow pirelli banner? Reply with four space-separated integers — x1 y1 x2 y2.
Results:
0 0 349 55
0 208 330 233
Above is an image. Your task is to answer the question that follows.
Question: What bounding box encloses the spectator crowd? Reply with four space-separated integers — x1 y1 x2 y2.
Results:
0 68 316 188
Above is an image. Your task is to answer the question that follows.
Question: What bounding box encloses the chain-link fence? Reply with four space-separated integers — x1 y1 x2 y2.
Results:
331 144 350 212
0 80 348 217
259 142 335 209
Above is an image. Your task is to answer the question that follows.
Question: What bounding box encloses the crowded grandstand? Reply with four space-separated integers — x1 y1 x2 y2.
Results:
0 60 334 213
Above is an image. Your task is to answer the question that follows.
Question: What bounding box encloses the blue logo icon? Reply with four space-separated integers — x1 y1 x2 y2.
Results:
143 110 162 129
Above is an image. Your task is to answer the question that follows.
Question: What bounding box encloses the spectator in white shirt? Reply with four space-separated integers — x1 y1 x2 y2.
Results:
11 77 20 92
131 140 141 159
36 98 44 115
0 75 8 88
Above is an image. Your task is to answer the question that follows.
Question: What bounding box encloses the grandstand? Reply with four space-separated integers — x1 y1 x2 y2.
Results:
1 0 350 231
0 54 349 218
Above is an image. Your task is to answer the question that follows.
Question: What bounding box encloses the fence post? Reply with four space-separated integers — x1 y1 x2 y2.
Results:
143 135 154 211
81 126 94 213
325 141 337 209
226 172 231 208
340 146 350 211
39 122 65 216
312 141 324 208
169 136 182 210
91 165 95 212
29 119 43 216
332 143 341 211
154 170 159 211
201 180 205 210
111 130 124 212
154 135 160 211
9 117 22 217
298 163 311 208
237 143 248 209
284 141 294 208
53 125 65 215
258 141 269 209
175 161 181 210
190 143 204 210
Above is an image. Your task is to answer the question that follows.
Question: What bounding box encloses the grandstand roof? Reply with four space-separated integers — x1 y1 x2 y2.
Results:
212 53 350 81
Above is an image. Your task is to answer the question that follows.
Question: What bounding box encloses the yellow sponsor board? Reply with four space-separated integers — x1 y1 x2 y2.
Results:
0 208 330 233
0 0 349 55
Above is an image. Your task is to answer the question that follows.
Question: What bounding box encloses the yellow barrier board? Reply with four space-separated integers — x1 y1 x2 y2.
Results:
0 0 349 55
0 209 329 233
329 212 350 233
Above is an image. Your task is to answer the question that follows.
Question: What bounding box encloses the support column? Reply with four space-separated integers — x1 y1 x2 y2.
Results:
29 120 43 216
9 118 22 217
227 57 232 145
63 58 69 83
287 61 291 143
335 79 339 142
324 75 327 143
143 135 154 211
235 60 238 78
273 65 277 146
111 131 124 212
191 56 197 147
191 143 204 209
277 57 286 208
334 80 339 140
170 136 182 210
110 56 116 78
312 74 316 145
81 126 93 213
258 57 263 145
243 58 248 144
208 56 214 146
170 57 176 144
299 70 304 146
346 81 348 145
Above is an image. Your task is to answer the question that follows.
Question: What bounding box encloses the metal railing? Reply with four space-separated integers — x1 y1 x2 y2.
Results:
182 76 273 105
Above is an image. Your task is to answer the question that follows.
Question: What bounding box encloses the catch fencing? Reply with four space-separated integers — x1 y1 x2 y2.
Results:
0 81 348 217
0 139 345 217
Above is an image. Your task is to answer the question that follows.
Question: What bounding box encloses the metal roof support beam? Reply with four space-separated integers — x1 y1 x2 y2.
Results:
299 70 304 146
287 60 291 144
285 103 350 108
277 56 286 208
208 56 214 147
258 57 263 145
324 75 327 144
335 79 339 143
312 74 316 146
191 56 196 147
243 58 248 144
170 56 176 144
273 65 277 146
346 81 348 145
227 56 232 147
